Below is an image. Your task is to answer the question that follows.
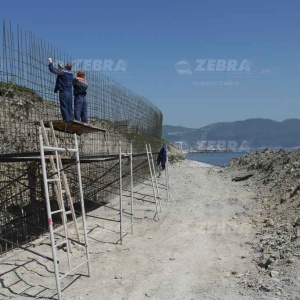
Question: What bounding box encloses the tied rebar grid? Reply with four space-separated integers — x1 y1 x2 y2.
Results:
0 153 163 254
0 20 164 254
0 19 163 155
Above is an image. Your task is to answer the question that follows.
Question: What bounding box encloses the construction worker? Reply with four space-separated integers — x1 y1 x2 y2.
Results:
72 71 88 123
157 144 167 170
48 58 73 121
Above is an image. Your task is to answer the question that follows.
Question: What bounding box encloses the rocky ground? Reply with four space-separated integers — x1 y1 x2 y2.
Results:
0 157 299 299
229 149 300 299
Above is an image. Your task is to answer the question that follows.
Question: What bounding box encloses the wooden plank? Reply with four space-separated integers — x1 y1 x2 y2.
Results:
44 120 106 135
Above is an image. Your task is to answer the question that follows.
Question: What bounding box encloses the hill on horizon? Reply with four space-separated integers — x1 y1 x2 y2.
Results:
162 118 300 149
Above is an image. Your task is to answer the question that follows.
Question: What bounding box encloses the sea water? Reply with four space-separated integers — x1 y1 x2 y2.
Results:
186 152 247 167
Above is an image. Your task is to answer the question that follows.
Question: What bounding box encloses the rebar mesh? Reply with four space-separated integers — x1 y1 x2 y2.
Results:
0 19 163 156
0 20 164 254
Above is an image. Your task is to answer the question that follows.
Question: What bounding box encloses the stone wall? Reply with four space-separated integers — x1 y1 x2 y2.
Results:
0 88 163 253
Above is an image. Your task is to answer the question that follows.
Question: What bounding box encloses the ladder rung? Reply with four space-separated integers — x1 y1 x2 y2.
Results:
123 223 133 232
51 209 64 215
61 190 66 193
55 240 67 248
47 178 60 183
59 260 89 280
65 210 72 215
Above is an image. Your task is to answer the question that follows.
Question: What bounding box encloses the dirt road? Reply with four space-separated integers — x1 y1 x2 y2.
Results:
0 160 278 299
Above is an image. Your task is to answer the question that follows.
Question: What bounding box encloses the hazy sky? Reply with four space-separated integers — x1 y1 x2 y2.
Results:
2 0 300 128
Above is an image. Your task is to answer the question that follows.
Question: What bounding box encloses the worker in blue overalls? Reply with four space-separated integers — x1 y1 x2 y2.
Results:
48 57 74 121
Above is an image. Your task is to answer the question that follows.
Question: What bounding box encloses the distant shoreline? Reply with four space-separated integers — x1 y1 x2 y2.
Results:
188 149 232 153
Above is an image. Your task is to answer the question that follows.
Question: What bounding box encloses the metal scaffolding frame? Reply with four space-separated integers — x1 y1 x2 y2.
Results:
0 19 170 299
145 143 161 220
0 147 166 251
118 142 134 244
0 142 170 299
0 19 164 255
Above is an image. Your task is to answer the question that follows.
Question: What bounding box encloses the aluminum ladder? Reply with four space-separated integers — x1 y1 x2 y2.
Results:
39 121 91 300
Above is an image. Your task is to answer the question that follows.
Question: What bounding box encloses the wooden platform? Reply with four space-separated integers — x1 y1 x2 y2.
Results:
43 120 106 135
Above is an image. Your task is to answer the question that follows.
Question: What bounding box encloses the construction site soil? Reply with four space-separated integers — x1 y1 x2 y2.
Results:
229 149 300 299
0 151 299 299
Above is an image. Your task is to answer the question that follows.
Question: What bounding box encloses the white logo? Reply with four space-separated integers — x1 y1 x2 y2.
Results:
175 60 192 75
195 59 251 72
72 59 128 72
176 59 251 75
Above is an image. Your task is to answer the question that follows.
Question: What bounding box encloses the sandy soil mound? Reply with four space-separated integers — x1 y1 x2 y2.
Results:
229 149 300 299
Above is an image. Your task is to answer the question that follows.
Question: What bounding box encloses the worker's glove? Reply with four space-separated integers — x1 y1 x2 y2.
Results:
48 57 53 64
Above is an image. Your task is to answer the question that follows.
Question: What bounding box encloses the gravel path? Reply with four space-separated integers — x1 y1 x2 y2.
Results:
0 160 279 299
